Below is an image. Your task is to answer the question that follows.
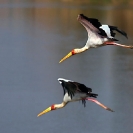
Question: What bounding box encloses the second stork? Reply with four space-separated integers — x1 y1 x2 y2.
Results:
37 78 114 117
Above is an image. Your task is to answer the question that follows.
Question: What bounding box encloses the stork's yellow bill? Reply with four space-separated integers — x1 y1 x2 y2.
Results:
59 51 73 63
37 107 51 117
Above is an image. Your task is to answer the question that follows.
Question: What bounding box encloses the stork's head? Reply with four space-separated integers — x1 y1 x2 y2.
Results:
37 102 66 117
37 104 56 117
59 48 86 63
59 46 89 63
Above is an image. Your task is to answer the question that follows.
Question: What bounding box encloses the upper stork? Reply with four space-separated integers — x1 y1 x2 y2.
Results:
37 78 114 117
59 14 133 63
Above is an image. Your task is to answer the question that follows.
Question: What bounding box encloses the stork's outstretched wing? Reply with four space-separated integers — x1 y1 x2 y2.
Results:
77 14 107 37
58 78 92 98
63 81 92 98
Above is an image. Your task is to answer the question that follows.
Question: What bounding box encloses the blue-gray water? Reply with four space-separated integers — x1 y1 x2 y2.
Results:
0 1 133 133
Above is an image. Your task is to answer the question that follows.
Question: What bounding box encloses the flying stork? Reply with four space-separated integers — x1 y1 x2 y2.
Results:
37 78 114 117
59 14 133 63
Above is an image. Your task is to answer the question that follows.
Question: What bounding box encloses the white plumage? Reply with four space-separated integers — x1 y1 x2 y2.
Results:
100 25 114 39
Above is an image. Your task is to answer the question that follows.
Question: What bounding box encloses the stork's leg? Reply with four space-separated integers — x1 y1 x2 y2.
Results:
85 98 114 112
104 41 133 49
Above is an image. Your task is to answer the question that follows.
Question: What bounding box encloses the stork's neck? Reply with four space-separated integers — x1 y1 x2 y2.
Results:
54 102 67 109
74 46 89 54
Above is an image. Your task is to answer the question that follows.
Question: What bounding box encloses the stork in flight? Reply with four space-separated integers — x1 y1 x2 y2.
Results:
37 78 114 117
59 14 133 63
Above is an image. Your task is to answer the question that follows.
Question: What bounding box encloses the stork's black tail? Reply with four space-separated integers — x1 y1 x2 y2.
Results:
109 25 128 39
89 92 98 98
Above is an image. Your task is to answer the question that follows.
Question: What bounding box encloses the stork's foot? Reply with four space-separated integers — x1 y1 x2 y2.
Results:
130 46 133 49
106 107 114 112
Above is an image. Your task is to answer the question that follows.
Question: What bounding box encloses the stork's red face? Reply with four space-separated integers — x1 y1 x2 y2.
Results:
37 105 56 117
59 49 75 63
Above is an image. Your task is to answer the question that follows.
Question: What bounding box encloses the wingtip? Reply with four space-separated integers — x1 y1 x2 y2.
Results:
126 35 128 39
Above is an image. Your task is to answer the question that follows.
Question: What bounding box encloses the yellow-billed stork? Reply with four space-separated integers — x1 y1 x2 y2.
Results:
37 78 114 117
59 14 133 63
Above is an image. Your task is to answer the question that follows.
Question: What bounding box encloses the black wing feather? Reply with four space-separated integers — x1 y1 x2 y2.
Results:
80 14 101 29
60 79 98 107
72 82 92 93
61 80 92 98
61 81 77 98
79 14 107 37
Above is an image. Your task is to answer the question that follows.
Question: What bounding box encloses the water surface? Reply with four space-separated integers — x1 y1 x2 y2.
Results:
0 1 133 133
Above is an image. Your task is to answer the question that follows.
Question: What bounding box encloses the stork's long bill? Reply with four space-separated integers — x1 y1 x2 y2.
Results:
37 105 55 117
37 107 51 117
59 51 73 63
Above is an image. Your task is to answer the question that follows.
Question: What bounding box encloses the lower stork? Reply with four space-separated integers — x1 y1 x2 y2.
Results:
37 78 114 117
